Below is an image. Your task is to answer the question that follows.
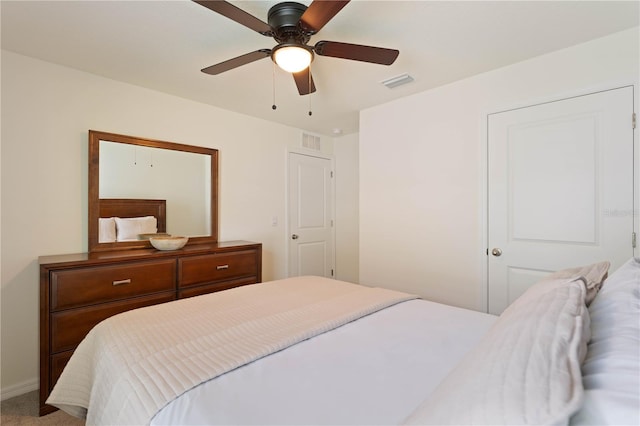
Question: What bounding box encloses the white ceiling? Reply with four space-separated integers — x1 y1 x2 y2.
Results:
2 1 638 136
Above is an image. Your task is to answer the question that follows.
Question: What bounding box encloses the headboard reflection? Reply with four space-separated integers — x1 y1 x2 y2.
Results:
100 199 167 233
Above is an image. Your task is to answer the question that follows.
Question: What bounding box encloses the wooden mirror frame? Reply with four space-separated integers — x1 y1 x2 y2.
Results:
88 130 219 252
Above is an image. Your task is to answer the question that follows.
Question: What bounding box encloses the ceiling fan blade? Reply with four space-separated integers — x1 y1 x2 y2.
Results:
292 68 316 96
299 0 350 34
201 49 271 75
193 0 272 36
314 41 399 65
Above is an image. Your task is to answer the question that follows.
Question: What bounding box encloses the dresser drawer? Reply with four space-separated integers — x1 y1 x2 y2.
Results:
178 277 258 299
50 292 175 353
50 351 74 392
50 259 176 311
179 250 258 288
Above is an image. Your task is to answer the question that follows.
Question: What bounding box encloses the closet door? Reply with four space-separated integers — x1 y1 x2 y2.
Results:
288 152 335 278
487 87 635 315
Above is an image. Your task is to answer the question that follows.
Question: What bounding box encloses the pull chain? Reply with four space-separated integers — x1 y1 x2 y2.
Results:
272 62 277 110
308 64 312 116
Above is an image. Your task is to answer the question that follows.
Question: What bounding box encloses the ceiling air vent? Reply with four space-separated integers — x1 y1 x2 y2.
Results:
381 73 414 89
302 132 321 151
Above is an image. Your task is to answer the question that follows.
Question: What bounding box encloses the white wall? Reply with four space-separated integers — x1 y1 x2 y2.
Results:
360 27 639 311
0 50 346 397
334 132 359 284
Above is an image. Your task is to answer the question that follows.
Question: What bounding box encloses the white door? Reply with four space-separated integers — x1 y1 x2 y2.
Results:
488 87 635 315
288 152 334 277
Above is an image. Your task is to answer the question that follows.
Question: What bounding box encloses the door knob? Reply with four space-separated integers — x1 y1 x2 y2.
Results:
491 248 502 257
291 234 299 240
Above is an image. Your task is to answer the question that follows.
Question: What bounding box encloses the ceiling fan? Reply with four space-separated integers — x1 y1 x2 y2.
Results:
193 0 400 96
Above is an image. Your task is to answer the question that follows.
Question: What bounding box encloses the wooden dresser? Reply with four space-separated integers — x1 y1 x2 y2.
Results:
39 240 261 416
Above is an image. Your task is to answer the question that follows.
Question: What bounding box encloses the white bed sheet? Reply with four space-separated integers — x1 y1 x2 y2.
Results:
152 298 497 425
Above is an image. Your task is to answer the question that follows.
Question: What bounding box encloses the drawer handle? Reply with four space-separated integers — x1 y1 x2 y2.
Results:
216 265 229 270
112 279 132 286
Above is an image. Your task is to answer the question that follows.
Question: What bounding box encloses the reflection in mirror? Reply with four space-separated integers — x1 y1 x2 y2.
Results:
88 130 218 252
99 141 211 238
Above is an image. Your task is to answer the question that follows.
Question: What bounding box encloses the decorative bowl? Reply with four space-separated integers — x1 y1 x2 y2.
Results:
149 236 188 251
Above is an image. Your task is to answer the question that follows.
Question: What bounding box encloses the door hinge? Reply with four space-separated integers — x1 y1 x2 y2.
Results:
330 171 334 178
633 232 637 248
331 269 334 277
633 113 637 129
331 219 334 227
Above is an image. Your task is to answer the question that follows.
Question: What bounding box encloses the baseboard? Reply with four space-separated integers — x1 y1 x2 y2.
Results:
0 377 38 401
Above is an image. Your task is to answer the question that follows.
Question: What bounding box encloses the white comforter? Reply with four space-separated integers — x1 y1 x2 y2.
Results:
47 276 417 425
153 294 498 425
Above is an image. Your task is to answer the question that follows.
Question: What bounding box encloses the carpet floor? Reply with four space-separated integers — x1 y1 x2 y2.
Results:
1 391 84 425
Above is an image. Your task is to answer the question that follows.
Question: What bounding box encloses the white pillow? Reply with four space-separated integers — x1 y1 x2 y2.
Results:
404 277 589 426
542 261 610 305
114 216 157 241
98 217 116 243
570 258 640 425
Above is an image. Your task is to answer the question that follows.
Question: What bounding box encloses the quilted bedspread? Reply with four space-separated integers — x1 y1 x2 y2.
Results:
47 276 416 425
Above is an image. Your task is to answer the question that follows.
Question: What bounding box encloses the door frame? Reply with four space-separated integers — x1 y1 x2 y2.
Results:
480 83 638 313
285 148 336 278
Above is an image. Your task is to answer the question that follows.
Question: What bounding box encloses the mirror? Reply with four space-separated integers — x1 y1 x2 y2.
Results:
88 130 218 252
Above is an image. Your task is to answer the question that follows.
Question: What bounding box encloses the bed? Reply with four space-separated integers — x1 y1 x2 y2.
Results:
47 258 640 425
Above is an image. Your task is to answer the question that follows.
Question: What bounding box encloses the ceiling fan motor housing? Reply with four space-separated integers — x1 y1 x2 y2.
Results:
268 2 310 44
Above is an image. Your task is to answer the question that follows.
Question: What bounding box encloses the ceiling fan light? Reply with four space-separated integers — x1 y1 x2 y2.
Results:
272 45 313 73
